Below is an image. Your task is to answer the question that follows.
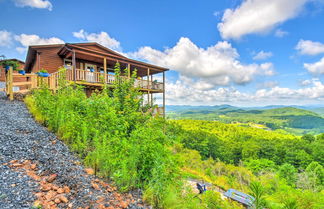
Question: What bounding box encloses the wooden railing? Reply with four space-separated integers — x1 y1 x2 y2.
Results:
5 68 164 100
72 69 164 91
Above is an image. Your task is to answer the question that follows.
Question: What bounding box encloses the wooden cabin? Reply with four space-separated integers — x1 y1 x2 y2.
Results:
23 42 168 115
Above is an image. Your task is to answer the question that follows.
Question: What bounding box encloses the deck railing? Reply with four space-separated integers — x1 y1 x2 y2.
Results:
72 69 164 91
5 67 164 100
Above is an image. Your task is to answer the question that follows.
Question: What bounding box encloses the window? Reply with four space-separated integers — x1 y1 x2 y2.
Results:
64 59 72 69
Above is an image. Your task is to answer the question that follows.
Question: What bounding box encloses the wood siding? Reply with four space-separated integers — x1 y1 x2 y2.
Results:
27 47 63 74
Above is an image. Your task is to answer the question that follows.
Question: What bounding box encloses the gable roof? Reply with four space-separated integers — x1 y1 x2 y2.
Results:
24 42 169 72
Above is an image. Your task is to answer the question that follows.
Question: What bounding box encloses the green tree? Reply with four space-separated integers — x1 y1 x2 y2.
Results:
278 163 297 186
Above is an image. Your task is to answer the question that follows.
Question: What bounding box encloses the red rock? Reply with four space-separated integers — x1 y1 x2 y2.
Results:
30 164 37 170
91 183 100 190
12 163 23 167
120 201 128 208
41 185 51 192
49 201 55 206
54 198 61 204
63 186 70 193
47 174 57 183
85 168 95 175
68 203 73 208
9 160 18 164
59 195 68 203
57 188 64 194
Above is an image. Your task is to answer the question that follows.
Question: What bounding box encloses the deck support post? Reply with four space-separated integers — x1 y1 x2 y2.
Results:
147 68 150 106
163 71 165 118
104 57 107 83
72 50 76 82
128 63 131 78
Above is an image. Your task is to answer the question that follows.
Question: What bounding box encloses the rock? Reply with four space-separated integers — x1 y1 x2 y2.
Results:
120 201 128 208
54 198 61 204
57 188 64 194
58 195 68 203
47 174 57 183
63 186 70 193
85 168 95 175
41 185 52 192
91 183 100 190
30 163 37 170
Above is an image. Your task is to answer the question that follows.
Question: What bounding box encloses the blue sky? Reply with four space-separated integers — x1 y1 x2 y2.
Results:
1 0 324 106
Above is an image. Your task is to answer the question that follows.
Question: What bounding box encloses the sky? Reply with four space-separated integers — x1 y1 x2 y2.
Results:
1 0 324 106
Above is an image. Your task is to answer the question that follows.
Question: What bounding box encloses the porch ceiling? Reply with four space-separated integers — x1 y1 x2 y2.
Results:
59 45 167 77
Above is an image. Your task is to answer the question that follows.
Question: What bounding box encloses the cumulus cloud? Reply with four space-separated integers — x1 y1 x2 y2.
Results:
15 34 64 53
13 0 53 11
218 0 308 39
275 29 289 38
296 39 324 55
165 77 324 105
130 37 274 87
0 30 13 47
73 29 121 51
304 57 324 75
253 51 273 60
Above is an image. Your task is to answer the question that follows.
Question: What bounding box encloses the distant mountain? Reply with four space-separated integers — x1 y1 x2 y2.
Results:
166 105 324 135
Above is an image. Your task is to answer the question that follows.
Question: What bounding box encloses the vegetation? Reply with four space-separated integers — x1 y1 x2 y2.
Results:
0 60 20 71
167 105 324 135
25 65 324 208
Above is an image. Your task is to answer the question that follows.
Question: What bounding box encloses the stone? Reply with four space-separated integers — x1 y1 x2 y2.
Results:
85 168 95 175
47 174 57 183
59 195 68 203
54 198 61 204
63 186 70 193
57 188 64 194
91 183 100 190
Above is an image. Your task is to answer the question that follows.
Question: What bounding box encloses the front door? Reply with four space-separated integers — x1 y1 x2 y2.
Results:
85 64 96 82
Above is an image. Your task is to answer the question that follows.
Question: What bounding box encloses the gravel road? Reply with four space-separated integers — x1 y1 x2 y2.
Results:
0 92 148 209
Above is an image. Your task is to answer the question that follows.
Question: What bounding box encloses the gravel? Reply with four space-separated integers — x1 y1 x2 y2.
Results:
0 92 148 209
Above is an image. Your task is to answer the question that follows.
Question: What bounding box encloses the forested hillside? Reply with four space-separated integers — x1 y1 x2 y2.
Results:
24 66 324 208
167 105 324 135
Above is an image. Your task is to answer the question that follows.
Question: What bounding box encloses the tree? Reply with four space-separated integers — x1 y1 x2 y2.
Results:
278 163 297 186
301 134 315 143
249 181 266 209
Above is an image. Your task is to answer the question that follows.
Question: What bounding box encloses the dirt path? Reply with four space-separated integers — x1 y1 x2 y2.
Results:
0 93 148 209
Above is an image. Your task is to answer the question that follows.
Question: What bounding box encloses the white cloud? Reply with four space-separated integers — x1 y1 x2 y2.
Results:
13 0 53 11
218 0 308 39
296 39 324 55
253 51 273 60
130 37 274 87
301 79 312 86
0 30 13 47
257 81 279 89
15 34 64 53
165 77 324 105
304 57 324 75
275 29 289 38
73 29 121 51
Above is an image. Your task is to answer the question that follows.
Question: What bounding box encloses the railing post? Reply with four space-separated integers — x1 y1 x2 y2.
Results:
104 57 107 83
8 66 13 101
